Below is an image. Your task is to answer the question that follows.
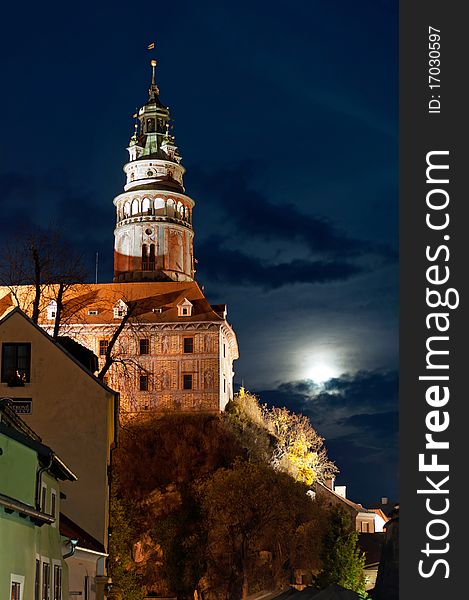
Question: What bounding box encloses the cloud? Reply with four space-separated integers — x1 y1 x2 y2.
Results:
196 235 362 289
190 162 397 261
0 171 114 280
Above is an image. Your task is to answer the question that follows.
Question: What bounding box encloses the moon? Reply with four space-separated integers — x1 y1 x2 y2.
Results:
307 362 338 385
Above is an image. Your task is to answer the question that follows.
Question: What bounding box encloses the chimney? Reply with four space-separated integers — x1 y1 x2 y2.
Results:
381 497 389 505
335 485 347 499
325 477 335 491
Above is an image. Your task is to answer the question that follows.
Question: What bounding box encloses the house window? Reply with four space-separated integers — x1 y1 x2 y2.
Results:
139 339 150 355
183 374 193 390
87 309 98 316
53 565 62 600
99 340 109 356
183 337 193 353
42 563 50 600
1 343 31 385
223 378 226 393
139 375 149 391
10 575 24 600
11 582 21 600
223 343 226 357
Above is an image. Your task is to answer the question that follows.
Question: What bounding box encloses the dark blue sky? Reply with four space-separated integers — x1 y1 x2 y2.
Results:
0 0 398 504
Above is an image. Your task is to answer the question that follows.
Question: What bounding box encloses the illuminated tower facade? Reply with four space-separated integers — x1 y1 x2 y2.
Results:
113 60 195 283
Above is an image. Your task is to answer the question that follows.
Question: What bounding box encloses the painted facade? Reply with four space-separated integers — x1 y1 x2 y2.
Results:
0 400 76 600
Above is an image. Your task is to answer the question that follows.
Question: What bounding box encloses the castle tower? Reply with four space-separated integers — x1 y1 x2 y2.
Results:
113 59 195 283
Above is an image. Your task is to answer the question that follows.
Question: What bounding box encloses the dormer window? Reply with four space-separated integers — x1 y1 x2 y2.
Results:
88 309 98 316
177 298 193 317
46 301 57 320
113 299 128 320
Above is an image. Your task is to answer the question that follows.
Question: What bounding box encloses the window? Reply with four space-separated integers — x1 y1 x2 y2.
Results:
183 374 193 390
51 491 57 526
99 340 109 356
88 309 98 316
1 343 31 385
177 299 193 317
11 582 21 600
223 378 226 393
46 301 57 321
53 565 62 600
41 484 47 513
183 337 193 354
42 563 50 600
84 576 89 600
10 575 24 600
223 343 226 357
139 375 149 391
113 300 127 319
139 339 150 355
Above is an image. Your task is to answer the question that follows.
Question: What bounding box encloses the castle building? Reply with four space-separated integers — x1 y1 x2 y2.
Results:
0 57 238 417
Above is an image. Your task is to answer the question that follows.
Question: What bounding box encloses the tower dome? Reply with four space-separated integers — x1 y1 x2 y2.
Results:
113 59 195 283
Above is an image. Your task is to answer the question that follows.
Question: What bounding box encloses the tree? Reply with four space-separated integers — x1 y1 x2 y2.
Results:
0 230 89 334
225 390 337 485
264 405 338 486
315 507 367 595
198 460 318 600
108 490 144 600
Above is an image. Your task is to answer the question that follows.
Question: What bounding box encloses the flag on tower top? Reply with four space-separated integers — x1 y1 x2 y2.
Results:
148 42 155 50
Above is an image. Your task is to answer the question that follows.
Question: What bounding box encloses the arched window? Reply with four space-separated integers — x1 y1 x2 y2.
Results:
142 244 148 270
131 199 139 215
167 199 175 217
123 202 130 217
146 118 155 132
154 197 165 216
142 197 151 214
149 244 156 270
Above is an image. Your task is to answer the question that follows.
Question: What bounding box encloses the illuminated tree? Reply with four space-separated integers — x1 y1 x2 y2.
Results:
264 405 338 485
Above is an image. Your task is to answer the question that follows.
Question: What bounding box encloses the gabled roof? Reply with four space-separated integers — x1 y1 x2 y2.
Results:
0 307 118 397
314 481 374 514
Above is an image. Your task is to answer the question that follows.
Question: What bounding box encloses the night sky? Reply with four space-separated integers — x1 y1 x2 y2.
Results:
0 1 398 504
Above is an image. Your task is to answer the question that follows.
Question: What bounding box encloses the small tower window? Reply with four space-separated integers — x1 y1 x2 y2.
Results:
146 118 155 132
142 197 151 213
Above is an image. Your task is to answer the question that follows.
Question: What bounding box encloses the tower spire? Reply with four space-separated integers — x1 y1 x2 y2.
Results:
149 58 159 97
113 53 194 284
